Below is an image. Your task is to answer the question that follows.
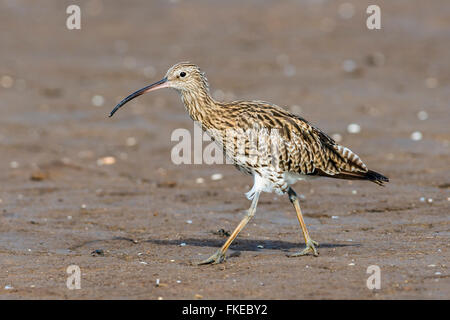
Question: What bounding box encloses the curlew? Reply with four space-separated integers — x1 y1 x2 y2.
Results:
109 62 389 265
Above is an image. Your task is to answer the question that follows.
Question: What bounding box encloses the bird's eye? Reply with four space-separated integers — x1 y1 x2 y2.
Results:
180 72 186 78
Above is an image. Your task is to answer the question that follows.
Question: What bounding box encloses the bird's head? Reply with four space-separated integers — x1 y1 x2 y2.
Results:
109 62 209 117
165 62 209 92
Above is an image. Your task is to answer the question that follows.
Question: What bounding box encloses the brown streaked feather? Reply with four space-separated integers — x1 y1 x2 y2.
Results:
212 100 369 177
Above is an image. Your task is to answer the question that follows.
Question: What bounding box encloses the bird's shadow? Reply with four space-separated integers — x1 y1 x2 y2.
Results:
142 237 359 252
69 236 359 254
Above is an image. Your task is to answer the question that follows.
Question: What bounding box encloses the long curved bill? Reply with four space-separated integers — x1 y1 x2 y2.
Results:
109 77 168 117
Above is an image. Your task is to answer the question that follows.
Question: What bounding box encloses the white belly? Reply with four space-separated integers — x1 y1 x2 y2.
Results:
245 171 318 200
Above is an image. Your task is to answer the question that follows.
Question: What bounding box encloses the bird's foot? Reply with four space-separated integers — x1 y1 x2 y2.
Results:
198 250 226 265
287 239 319 257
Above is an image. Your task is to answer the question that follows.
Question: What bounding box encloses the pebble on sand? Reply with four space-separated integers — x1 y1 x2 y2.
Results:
342 59 357 73
1 75 14 88
410 131 423 141
91 95 105 107
126 137 137 146
196 177 205 184
10 161 19 169
417 111 428 121
331 133 343 142
211 173 223 181
347 123 361 134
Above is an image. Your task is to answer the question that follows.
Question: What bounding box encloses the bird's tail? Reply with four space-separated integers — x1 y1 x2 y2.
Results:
317 169 389 186
363 170 389 186
336 170 389 186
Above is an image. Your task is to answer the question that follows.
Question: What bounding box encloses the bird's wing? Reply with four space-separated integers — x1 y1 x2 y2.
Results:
230 101 368 176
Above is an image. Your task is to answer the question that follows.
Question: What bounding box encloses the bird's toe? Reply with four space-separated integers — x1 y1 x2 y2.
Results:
287 239 319 257
197 250 226 265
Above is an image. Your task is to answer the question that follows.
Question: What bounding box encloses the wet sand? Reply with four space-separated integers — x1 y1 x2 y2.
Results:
0 0 449 299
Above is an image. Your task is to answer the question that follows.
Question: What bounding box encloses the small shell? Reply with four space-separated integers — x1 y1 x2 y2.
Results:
97 156 116 166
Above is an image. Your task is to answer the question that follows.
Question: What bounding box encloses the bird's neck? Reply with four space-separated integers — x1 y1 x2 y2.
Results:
179 87 217 125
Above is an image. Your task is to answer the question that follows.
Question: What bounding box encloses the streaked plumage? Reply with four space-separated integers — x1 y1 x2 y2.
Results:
110 62 389 264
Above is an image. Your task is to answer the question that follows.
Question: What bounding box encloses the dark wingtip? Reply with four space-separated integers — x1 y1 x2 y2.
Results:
366 170 389 186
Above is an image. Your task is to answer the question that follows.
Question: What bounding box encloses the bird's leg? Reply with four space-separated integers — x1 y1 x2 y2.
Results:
198 191 261 265
287 187 319 257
